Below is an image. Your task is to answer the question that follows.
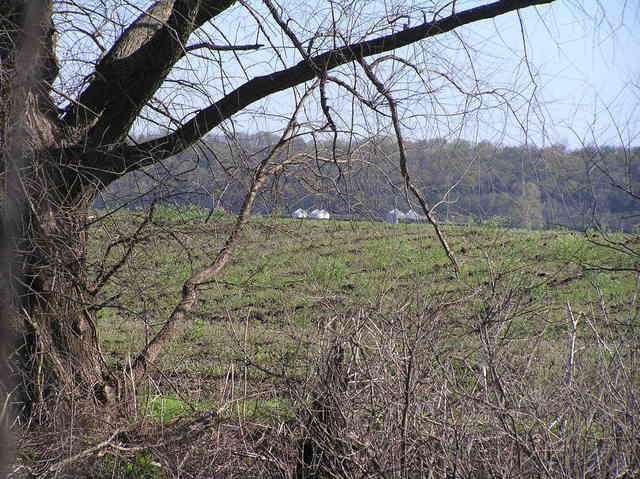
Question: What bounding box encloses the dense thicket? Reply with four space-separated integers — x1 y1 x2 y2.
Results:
98 134 640 232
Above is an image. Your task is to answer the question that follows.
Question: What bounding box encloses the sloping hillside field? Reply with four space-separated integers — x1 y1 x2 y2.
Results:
88 208 639 476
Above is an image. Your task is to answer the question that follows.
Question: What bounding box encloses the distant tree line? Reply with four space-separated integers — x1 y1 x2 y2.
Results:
95 133 639 232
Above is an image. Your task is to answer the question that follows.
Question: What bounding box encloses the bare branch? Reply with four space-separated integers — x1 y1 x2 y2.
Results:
61 0 177 130
90 202 158 296
130 85 317 381
47 430 124 474
357 57 460 277
79 0 555 182
185 42 263 52
62 0 237 141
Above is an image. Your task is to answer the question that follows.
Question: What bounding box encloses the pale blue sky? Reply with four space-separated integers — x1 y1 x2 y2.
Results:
477 1 640 147
56 1 638 149
200 0 640 149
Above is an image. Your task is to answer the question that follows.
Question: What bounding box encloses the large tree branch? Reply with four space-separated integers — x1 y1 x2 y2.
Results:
77 0 554 186
61 0 236 140
61 0 176 131
130 115 310 381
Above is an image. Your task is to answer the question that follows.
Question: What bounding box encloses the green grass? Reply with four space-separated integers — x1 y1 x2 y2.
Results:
90 212 636 326
142 393 205 422
89 210 639 430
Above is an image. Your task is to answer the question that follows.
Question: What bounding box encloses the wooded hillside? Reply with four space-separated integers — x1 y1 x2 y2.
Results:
98 134 640 231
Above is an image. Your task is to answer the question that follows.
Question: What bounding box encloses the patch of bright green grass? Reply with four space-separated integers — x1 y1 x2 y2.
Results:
140 393 215 423
225 397 294 422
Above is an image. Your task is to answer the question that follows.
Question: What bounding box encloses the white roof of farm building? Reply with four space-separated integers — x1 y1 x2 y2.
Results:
385 209 406 223
310 209 330 219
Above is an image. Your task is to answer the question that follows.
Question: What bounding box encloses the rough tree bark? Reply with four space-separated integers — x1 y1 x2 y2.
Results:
1 2 116 415
0 0 230 415
0 0 555 417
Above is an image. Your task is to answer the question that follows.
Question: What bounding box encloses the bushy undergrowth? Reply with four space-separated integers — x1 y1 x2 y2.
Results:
11 214 639 478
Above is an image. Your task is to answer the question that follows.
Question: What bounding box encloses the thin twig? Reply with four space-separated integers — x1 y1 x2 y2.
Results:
565 302 579 386
47 430 124 473
357 57 460 277
185 42 263 52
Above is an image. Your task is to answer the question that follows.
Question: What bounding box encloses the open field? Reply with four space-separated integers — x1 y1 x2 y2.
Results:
19 208 640 477
91 208 638 372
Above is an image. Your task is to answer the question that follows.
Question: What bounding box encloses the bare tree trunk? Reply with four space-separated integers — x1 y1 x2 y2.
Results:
13 203 117 417
1 3 116 419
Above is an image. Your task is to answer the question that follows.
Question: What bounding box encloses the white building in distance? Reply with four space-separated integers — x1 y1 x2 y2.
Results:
309 209 330 219
385 208 406 224
292 208 308 218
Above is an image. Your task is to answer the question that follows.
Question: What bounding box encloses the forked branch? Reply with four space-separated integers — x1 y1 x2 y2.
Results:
130 88 316 381
357 57 460 277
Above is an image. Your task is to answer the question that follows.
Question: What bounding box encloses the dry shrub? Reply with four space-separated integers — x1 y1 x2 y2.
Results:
282 293 639 478
9 288 639 478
